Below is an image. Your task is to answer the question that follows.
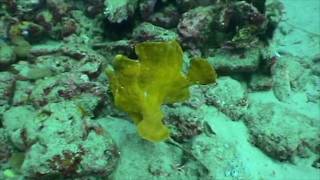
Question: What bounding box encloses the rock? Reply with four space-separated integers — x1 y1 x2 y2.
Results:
29 72 107 107
245 0 266 13
0 72 15 110
12 39 32 58
13 61 54 80
0 43 16 65
104 0 139 23
139 0 158 19
249 73 273 91
35 10 54 33
257 45 278 73
14 44 104 79
70 10 103 42
84 0 105 18
27 73 60 106
3 102 119 178
208 46 261 73
175 0 215 12
164 105 208 143
204 77 248 120
183 85 207 109
271 60 291 101
15 0 42 12
190 134 249 179
61 43 93 60
30 41 62 56
92 40 135 59
12 81 34 106
177 6 217 50
0 17 9 41
77 60 100 75
61 43 105 75
147 4 180 28
0 129 12 164
244 102 320 161
47 0 71 21
217 1 267 51
177 1 268 53
305 75 320 103
60 18 78 38
271 55 307 102
311 54 320 76
2 106 38 150
132 22 178 42
265 0 284 35
312 158 320 169
221 1 267 30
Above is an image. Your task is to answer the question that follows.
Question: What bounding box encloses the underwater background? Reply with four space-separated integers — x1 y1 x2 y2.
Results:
0 0 319 179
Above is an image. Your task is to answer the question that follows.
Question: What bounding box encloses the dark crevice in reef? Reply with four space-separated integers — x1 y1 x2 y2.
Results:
102 18 135 40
